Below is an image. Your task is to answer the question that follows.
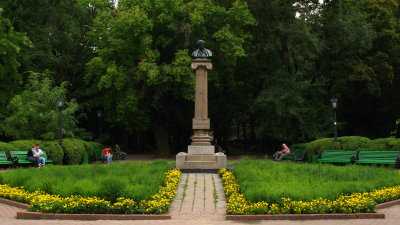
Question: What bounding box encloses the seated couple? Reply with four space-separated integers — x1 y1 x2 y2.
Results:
101 144 127 164
27 144 46 167
273 143 291 161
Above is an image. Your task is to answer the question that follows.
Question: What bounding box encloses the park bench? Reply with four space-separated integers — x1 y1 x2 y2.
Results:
316 150 357 164
93 149 106 163
284 149 306 161
0 151 13 166
10 150 52 166
353 151 400 167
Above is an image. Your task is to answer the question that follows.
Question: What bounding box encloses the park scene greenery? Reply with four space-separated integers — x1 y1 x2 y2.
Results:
1 0 400 218
220 163 400 214
1 0 400 155
0 161 181 214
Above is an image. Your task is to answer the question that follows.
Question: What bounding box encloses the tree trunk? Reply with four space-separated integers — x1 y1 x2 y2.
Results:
154 125 170 158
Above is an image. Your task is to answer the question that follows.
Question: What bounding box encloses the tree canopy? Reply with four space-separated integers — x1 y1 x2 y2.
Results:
0 0 400 154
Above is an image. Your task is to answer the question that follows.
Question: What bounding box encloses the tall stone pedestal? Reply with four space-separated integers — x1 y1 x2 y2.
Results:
176 56 226 170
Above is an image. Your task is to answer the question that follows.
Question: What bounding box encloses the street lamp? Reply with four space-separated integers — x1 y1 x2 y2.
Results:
97 110 102 138
330 98 338 142
56 97 65 148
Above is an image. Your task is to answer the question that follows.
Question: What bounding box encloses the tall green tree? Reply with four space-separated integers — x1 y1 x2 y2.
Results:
0 8 31 127
3 72 80 140
84 0 255 156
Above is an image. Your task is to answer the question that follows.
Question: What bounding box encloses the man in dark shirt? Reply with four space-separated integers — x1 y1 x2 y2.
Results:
27 147 40 167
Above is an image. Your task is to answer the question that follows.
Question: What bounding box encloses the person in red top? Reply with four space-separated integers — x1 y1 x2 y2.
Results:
102 146 113 164
273 143 291 161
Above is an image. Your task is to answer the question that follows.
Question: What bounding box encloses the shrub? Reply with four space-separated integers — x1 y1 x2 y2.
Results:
9 140 42 150
305 138 340 162
81 141 103 163
41 141 64 164
62 138 86 165
9 140 64 165
389 139 400 151
0 141 18 157
338 136 370 150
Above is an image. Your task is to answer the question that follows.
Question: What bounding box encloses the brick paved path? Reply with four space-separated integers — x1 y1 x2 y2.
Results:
169 173 226 221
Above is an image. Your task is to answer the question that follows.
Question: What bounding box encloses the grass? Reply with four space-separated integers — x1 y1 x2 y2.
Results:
0 159 170 202
233 159 400 204
212 175 218 209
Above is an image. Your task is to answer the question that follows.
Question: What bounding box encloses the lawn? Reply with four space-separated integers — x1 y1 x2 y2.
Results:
0 159 170 202
233 159 400 204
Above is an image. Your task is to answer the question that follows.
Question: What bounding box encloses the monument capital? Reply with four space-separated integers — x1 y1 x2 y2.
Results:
191 58 212 70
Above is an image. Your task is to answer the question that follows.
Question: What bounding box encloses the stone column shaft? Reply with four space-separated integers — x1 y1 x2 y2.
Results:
190 59 212 147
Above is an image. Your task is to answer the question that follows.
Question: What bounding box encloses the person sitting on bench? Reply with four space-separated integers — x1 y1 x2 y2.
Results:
102 146 113 164
27 146 40 167
273 143 291 161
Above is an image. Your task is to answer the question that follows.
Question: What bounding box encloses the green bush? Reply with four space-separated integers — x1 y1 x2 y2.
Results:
41 141 64 165
0 141 18 157
305 138 341 162
9 140 64 165
62 138 87 165
9 140 42 150
300 136 400 162
82 141 103 163
338 136 370 150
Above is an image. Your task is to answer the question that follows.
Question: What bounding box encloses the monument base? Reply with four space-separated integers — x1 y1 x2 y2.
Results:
176 151 226 170
188 145 214 154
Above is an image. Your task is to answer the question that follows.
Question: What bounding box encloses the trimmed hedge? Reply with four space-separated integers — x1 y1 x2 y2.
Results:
301 136 400 162
0 142 18 158
2 139 102 165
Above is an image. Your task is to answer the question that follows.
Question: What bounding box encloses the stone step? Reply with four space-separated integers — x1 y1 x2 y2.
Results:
185 155 217 161
184 161 218 169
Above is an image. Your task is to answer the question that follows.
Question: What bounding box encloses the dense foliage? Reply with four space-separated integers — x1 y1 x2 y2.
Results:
1 0 400 154
1 138 102 165
296 136 400 161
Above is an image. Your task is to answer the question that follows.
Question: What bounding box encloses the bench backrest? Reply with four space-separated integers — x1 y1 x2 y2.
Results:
10 151 28 160
321 150 357 158
0 151 9 161
358 151 400 160
93 149 103 157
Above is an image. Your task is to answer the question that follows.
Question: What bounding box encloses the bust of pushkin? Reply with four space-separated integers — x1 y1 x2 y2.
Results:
191 40 212 58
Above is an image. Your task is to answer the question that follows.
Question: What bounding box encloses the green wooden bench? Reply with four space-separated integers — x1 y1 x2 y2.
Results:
93 149 106 163
41 150 52 164
354 151 400 167
284 149 306 161
0 151 13 166
316 150 357 164
10 151 33 165
10 150 52 165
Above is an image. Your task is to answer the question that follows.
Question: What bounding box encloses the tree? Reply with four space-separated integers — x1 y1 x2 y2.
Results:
84 0 255 156
0 8 31 127
3 72 80 140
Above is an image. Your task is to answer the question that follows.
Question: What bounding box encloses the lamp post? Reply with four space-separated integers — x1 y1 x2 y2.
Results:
330 98 338 142
56 97 65 148
97 110 102 138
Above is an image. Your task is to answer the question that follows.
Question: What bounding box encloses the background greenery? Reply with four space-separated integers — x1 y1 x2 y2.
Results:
1 0 400 155
0 139 102 165
233 159 400 204
292 136 400 162
0 160 170 202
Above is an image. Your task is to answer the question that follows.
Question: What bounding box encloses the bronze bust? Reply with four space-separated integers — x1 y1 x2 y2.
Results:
192 40 212 58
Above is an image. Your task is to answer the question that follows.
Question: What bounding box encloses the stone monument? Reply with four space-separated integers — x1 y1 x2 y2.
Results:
176 40 226 170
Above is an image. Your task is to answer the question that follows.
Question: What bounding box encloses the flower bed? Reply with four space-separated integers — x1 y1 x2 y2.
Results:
219 168 400 215
0 168 181 214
